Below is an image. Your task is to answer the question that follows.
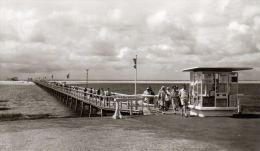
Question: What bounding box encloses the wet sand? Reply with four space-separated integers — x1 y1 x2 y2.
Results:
0 115 259 151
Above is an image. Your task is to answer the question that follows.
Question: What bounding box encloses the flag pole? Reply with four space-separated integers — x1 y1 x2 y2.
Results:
86 69 89 88
135 55 137 95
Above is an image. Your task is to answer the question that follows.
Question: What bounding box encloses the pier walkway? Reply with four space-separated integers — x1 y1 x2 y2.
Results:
34 80 158 118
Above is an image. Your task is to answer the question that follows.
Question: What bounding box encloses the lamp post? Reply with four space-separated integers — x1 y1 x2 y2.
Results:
133 55 137 95
86 69 89 88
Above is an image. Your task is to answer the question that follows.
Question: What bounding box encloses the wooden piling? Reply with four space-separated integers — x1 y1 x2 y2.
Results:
70 98 73 108
130 100 133 116
75 99 78 112
89 105 92 117
80 102 85 117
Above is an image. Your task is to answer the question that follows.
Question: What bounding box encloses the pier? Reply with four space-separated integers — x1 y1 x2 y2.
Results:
33 80 260 118
34 80 157 118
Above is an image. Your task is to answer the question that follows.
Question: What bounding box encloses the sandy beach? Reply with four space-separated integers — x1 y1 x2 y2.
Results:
0 115 259 151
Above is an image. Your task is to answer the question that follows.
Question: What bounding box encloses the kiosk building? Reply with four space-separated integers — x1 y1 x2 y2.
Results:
183 67 252 117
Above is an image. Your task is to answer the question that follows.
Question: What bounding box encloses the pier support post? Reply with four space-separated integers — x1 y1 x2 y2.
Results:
80 102 85 117
100 109 103 117
130 100 133 116
75 100 78 112
89 105 92 117
112 99 122 119
70 98 73 108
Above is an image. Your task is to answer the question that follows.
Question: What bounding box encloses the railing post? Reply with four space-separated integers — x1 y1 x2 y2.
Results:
141 97 144 111
238 95 241 114
130 100 133 116
112 98 122 119
135 97 138 110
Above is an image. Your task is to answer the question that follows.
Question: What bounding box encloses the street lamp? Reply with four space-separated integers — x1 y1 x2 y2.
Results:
86 69 89 88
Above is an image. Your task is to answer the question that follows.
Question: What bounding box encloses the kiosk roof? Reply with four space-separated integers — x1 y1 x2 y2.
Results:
183 67 253 72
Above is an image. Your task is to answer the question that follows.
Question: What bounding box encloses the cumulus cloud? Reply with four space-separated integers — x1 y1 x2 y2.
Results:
0 0 260 80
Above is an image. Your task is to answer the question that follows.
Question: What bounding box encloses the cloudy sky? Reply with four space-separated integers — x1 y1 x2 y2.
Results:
0 0 260 80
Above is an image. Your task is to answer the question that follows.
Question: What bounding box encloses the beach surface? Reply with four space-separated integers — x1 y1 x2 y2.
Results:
0 115 259 151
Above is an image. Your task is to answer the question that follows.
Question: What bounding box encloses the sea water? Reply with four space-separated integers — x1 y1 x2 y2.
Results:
0 83 76 120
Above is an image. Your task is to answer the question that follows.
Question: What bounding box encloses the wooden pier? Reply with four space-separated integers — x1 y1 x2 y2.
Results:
34 80 158 118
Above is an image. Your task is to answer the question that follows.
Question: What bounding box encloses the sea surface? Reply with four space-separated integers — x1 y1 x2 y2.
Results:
0 81 260 120
0 83 76 120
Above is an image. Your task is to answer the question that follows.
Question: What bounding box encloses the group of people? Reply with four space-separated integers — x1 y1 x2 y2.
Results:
144 85 189 117
158 85 189 117
83 87 112 99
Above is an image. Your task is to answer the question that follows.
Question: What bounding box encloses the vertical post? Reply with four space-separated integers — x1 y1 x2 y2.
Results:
214 73 217 107
134 55 137 95
89 105 92 117
112 99 123 119
237 96 241 114
134 55 138 112
130 100 133 116
70 98 73 108
75 100 78 112
86 69 89 88
80 102 85 117
141 98 144 111
236 72 239 107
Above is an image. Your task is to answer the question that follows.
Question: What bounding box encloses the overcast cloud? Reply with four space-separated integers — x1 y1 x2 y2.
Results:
0 0 260 80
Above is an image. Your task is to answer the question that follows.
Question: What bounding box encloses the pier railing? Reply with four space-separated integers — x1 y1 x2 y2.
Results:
34 80 159 118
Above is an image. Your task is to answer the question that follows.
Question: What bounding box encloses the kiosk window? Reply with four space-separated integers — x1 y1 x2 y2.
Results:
231 77 238 82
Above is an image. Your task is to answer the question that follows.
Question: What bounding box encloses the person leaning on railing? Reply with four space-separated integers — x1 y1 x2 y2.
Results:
170 85 180 114
145 86 155 104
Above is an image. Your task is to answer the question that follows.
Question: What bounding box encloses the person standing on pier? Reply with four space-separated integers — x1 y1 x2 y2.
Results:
89 88 93 98
100 88 104 100
158 86 166 111
143 87 150 103
84 87 87 99
171 85 180 114
179 85 189 117
165 87 171 111
143 86 155 104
